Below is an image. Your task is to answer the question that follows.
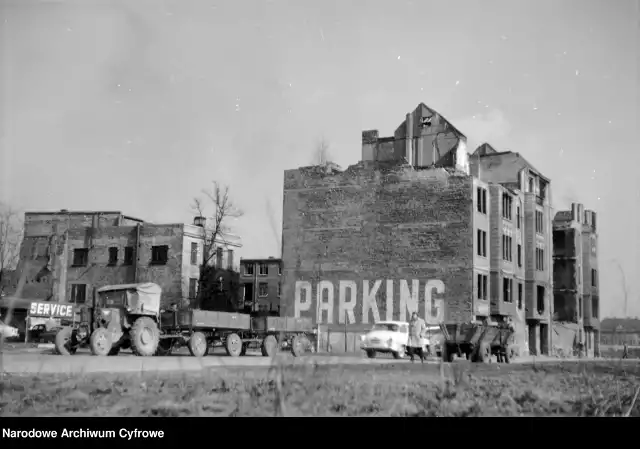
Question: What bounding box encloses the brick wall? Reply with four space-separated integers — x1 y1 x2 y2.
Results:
281 162 475 326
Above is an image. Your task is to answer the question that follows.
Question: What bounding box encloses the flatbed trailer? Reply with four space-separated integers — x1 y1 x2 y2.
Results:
157 309 317 358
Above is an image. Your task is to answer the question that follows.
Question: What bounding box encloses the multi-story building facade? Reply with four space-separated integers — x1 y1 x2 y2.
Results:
470 145 553 355
10 210 241 312
553 202 600 356
239 257 282 314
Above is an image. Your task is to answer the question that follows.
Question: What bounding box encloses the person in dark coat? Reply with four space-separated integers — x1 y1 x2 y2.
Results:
407 312 427 363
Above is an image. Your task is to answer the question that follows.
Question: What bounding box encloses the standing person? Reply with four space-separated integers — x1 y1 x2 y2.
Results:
408 312 427 363
623 343 629 359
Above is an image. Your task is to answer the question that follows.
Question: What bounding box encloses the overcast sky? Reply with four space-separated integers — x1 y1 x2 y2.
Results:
1 0 638 317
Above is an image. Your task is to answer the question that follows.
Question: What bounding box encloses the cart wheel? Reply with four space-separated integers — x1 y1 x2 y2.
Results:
188 332 209 357
366 349 377 359
225 333 243 357
261 334 278 357
291 335 309 357
474 342 491 363
503 347 511 364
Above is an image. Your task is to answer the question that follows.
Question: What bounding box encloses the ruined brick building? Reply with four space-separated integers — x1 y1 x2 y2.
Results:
553 203 600 356
280 102 555 355
7 210 241 314
239 257 282 314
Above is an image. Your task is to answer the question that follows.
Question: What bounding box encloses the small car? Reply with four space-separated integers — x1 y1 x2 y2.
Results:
0 319 20 340
360 320 433 359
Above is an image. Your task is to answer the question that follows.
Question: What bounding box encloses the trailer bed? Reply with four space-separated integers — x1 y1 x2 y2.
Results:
161 309 251 330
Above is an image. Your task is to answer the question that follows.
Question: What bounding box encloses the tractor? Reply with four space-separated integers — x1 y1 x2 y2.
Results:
87 282 162 357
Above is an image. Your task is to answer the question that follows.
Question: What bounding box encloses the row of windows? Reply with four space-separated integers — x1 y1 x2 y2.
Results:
476 231 527 268
243 263 282 276
476 188 525 229
244 282 281 298
476 274 547 312
71 245 171 267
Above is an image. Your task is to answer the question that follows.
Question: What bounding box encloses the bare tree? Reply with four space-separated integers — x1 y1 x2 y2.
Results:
0 203 23 296
191 181 243 309
192 181 244 266
311 136 332 166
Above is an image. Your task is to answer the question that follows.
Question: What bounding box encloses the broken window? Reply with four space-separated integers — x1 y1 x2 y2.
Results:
476 274 488 300
552 230 564 250
258 263 268 276
591 269 597 287
123 247 134 265
528 177 535 194
516 206 521 229
476 187 487 214
517 244 522 267
151 245 169 265
277 283 282 297
108 247 118 265
278 264 282 276
70 284 87 304
502 235 512 262
502 194 513 220
536 286 545 313
536 248 545 271
258 282 268 297
477 229 487 257
190 242 198 266
72 248 89 267
503 278 513 303
244 263 254 276
518 283 523 309
535 211 544 234
188 278 198 299
592 298 599 319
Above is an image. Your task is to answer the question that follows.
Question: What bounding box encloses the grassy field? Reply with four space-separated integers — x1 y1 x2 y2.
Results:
1 360 640 417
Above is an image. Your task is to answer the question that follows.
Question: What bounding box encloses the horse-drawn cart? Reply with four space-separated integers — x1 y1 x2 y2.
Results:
439 321 500 363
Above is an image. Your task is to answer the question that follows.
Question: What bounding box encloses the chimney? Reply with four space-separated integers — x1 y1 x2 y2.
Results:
216 247 223 268
405 113 414 166
571 203 578 222
193 216 206 228
361 130 379 162
227 249 234 270
577 204 584 224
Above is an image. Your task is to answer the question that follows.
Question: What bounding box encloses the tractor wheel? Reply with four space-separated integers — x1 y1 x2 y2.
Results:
156 339 173 356
261 334 278 357
187 332 209 357
130 317 160 357
291 335 309 357
89 328 112 356
366 349 377 359
55 327 77 356
225 333 243 357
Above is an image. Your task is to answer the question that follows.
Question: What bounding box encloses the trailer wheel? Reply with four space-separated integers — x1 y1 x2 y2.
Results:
130 317 160 357
187 332 209 357
261 335 278 357
156 339 173 356
291 335 309 357
225 333 242 357
55 327 77 356
365 349 377 359
89 328 112 356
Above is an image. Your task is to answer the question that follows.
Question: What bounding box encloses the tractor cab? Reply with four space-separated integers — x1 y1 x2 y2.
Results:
89 282 163 356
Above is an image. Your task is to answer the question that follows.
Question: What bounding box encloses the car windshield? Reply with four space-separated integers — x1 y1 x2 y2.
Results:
372 323 400 332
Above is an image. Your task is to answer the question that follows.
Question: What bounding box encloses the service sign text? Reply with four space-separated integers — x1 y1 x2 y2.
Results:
29 301 74 318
